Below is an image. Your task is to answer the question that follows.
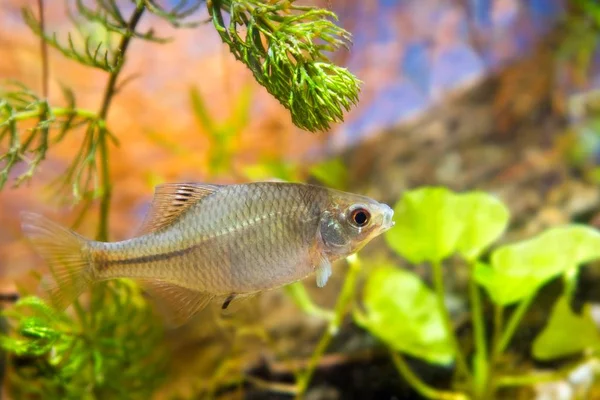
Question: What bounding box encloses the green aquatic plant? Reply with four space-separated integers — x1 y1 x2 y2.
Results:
0 281 165 399
364 187 600 399
208 0 361 131
0 1 360 398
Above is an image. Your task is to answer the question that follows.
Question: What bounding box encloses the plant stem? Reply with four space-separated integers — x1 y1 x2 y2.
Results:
484 305 504 399
494 357 596 388
96 129 111 242
495 293 535 356
468 263 488 399
492 305 503 355
12 107 97 122
495 371 563 387
390 352 469 400
285 282 334 322
294 254 361 398
431 260 471 383
95 2 146 241
36 0 48 99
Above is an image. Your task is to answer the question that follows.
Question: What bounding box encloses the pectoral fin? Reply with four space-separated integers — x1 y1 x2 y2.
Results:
138 279 213 327
315 258 332 288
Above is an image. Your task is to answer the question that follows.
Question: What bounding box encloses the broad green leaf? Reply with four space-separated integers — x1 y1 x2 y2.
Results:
386 187 509 264
476 225 600 306
473 261 537 306
385 187 462 263
532 296 600 360
354 266 454 365
454 192 509 260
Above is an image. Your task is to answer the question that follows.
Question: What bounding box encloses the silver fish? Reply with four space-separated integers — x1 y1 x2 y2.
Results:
21 182 394 325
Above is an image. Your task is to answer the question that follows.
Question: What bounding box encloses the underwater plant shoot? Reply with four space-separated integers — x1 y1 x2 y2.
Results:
2 1 600 400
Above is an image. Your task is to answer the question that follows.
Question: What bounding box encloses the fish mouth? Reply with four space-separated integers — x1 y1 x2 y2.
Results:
381 204 395 231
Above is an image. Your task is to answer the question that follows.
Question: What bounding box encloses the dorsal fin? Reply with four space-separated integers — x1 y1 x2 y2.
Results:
137 183 221 235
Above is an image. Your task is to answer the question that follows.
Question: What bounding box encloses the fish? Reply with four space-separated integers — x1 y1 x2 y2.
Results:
21 182 395 325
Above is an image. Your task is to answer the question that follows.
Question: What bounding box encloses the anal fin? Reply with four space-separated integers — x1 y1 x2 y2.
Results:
138 279 213 327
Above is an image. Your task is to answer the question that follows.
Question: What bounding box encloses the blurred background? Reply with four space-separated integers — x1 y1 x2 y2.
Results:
2 0 600 399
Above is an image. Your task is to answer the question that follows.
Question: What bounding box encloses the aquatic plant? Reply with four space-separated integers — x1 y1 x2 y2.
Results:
0 0 360 398
1 281 165 399
0 0 360 206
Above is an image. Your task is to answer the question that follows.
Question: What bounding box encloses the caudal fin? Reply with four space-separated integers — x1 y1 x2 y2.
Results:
21 212 92 309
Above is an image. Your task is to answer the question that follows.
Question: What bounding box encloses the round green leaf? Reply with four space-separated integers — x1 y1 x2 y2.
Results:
476 225 600 306
354 266 454 365
532 296 600 361
385 187 463 263
473 261 538 306
454 192 509 260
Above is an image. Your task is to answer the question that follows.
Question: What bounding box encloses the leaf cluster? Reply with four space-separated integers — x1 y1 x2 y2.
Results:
353 187 600 399
0 281 165 400
0 82 103 199
208 0 361 132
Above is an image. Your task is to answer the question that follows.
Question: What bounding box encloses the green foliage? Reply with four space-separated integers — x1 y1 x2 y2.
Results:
0 82 100 195
354 266 454 365
308 158 348 190
1 281 165 399
242 158 301 182
532 296 600 361
241 156 349 191
208 0 361 132
1 0 358 195
475 225 600 306
560 0 600 80
345 186 600 400
385 187 463 263
190 84 252 176
385 187 509 264
454 192 510 261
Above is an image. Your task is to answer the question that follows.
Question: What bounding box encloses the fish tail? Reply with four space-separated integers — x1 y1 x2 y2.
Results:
21 212 93 310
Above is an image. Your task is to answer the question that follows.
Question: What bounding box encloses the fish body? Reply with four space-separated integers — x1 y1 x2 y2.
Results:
21 182 394 325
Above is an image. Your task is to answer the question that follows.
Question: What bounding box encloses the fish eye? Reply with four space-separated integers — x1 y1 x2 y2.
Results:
349 207 371 227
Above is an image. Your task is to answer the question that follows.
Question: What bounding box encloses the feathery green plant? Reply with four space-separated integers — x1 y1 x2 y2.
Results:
207 0 361 131
1 281 165 399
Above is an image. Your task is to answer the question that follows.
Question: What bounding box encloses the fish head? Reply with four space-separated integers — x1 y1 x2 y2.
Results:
318 190 395 259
